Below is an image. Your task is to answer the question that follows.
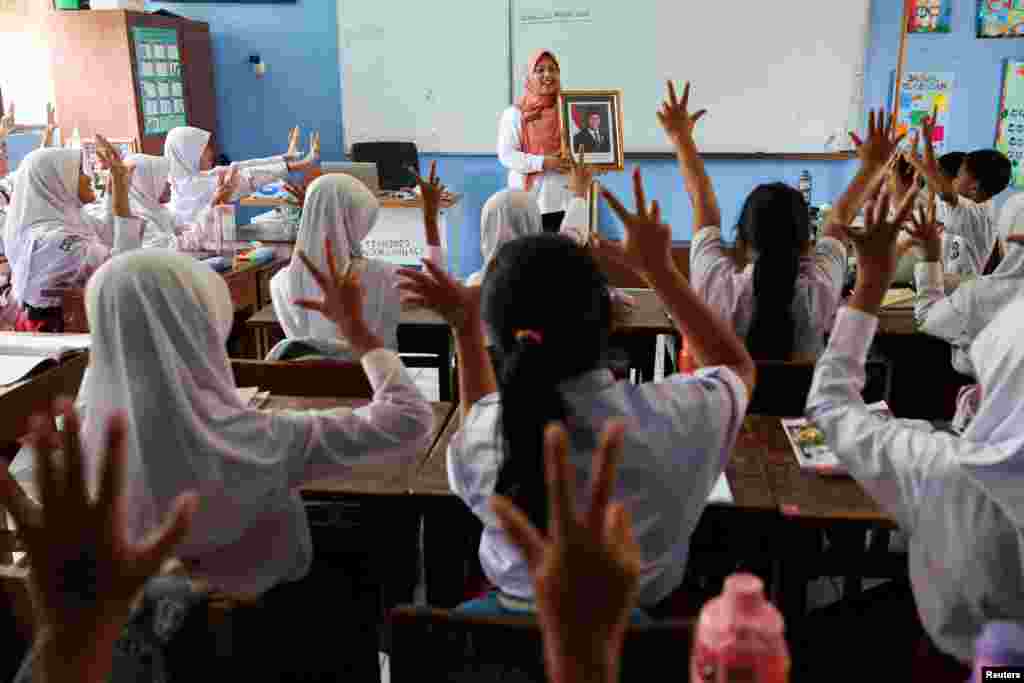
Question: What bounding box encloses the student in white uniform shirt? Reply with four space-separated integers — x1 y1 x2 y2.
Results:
396 165 755 616
806 178 1024 675
163 125 319 227
268 165 446 361
675 83 875 368
3 137 142 332
909 190 1024 433
497 49 571 233
907 118 1011 286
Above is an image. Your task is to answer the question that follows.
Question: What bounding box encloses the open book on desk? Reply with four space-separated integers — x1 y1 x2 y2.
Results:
781 401 894 475
0 333 91 386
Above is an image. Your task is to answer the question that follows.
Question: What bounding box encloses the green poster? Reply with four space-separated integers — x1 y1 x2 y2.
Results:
996 60 1024 189
132 26 187 135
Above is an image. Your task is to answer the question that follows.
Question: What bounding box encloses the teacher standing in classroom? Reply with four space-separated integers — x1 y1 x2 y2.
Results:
497 49 571 232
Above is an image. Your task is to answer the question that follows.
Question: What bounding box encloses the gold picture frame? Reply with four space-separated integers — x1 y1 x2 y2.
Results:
558 89 625 172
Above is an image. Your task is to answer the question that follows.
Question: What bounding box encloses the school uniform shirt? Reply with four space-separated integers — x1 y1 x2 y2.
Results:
164 126 289 226
270 174 401 359
0 175 10 256
997 192 1024 244
497 106 571 216
689 226 847 358
79 249 433 597
914 246 1024 430
936 197 997 280
3 148 142 309
447 365 749 606
806 304 1024 663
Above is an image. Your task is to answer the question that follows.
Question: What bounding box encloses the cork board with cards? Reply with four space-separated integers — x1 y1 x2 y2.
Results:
132 26 187 136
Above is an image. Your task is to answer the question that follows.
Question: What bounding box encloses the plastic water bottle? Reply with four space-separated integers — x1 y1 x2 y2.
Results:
971 622 1024 683
690 573 790 683
798 170 812 208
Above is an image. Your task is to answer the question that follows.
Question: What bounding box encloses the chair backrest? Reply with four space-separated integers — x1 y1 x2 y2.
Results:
750 357 892 416
230 359 373 398
350 142 419 192
387 605 693 683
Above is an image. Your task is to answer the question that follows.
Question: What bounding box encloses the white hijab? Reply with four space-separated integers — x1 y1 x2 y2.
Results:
270 174 399 352
961 296 1024 526
164 126 214 226
80 249 325 595
467 189 542 285
2 148 91 303
126 154 178 246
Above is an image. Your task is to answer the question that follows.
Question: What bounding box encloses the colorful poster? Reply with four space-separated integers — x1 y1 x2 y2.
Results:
909 0 953 33
996 61 1024 187
131 27 187 135
978 0 1024 38
894 72 954 154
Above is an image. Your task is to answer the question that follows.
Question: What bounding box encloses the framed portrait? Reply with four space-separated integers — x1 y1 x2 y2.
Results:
558 90 624 171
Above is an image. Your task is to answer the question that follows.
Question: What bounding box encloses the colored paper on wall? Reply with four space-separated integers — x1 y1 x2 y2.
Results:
909 0 953 33
995 60 1024 187
978 0 1024 38
894 72 954 154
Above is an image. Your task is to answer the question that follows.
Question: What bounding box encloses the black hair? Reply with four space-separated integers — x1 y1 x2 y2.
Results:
482 234 612 533
938 152 966 181
963 150 1012 201
735 183 811 361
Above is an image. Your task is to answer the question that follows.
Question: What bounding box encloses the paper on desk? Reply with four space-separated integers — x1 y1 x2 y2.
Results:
236 387 270 408
707 473 733 504
882 288 915 309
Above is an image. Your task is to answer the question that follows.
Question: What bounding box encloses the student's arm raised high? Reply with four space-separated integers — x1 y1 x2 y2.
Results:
414 160 446 266
599 169 755 395
658 80 719 232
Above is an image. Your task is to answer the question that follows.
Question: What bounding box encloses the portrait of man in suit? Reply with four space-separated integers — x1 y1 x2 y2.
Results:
572 110 611 154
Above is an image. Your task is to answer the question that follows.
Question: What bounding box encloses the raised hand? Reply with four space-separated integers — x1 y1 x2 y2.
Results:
904 107 955 201
903 190 944 262
396 258 479 330
293 237 382 356
849 107 906 169
597 168 674 278
285 126 301 160
39 103 58 148
95 134 132 186
567 144 594 199
0 399 197 635
286 131 321 173
413 160 444 215
0 101 17 139
284 180 306 208
657 80 706 143
211 165 240 206
492 421 641 683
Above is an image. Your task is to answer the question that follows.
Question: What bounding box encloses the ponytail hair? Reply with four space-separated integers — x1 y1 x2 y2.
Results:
481 234 611 532
736 183 810 360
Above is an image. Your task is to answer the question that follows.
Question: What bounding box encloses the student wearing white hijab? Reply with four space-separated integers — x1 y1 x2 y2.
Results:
466 189 544 286
269 173 401 360
806 181 1024 672
77 247 433 597
912 201 1024 432
3 141 140 330
163 126 319 226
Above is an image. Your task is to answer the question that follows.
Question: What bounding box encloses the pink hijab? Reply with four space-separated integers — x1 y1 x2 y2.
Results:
518 50 562 190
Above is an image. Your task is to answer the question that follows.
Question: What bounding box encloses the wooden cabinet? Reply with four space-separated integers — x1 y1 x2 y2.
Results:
47 10 217 155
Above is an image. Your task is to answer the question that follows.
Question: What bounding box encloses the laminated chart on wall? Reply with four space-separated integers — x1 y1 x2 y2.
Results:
132 27 187 136
894 72 954 154
978 0 1024 38
909 0 953 33
996 61 1024 188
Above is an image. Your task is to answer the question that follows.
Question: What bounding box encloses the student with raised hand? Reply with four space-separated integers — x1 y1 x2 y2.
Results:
0 402 197 683
907 113 1011 287
806 178 1024 677
4 135 142 331
908 191 1024 433
397 168 754 617
163 125 320 226
492 420 641 683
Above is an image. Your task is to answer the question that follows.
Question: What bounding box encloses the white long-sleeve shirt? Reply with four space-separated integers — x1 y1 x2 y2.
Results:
937 197 997 279
447 365 748 606
689 226 847 358
806 307 1024 662
497 106 570 215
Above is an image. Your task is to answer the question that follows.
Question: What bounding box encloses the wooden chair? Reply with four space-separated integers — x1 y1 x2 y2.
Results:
388 606 693 683
749 358 892 416
230 358 373 398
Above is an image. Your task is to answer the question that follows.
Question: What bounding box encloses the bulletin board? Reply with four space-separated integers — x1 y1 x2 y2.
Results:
996 60 1024 188
131 26 187 136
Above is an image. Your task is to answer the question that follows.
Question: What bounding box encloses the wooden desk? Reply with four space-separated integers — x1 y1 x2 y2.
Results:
0 351 89 459
240 194 462 211
246 303 454 400
877 306 915 336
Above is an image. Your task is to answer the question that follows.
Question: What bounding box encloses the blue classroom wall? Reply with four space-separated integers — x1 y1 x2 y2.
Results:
9 0 1017 278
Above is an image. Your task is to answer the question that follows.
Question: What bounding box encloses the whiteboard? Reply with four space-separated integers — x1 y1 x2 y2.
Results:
513 0 870 154
338 0 511 154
